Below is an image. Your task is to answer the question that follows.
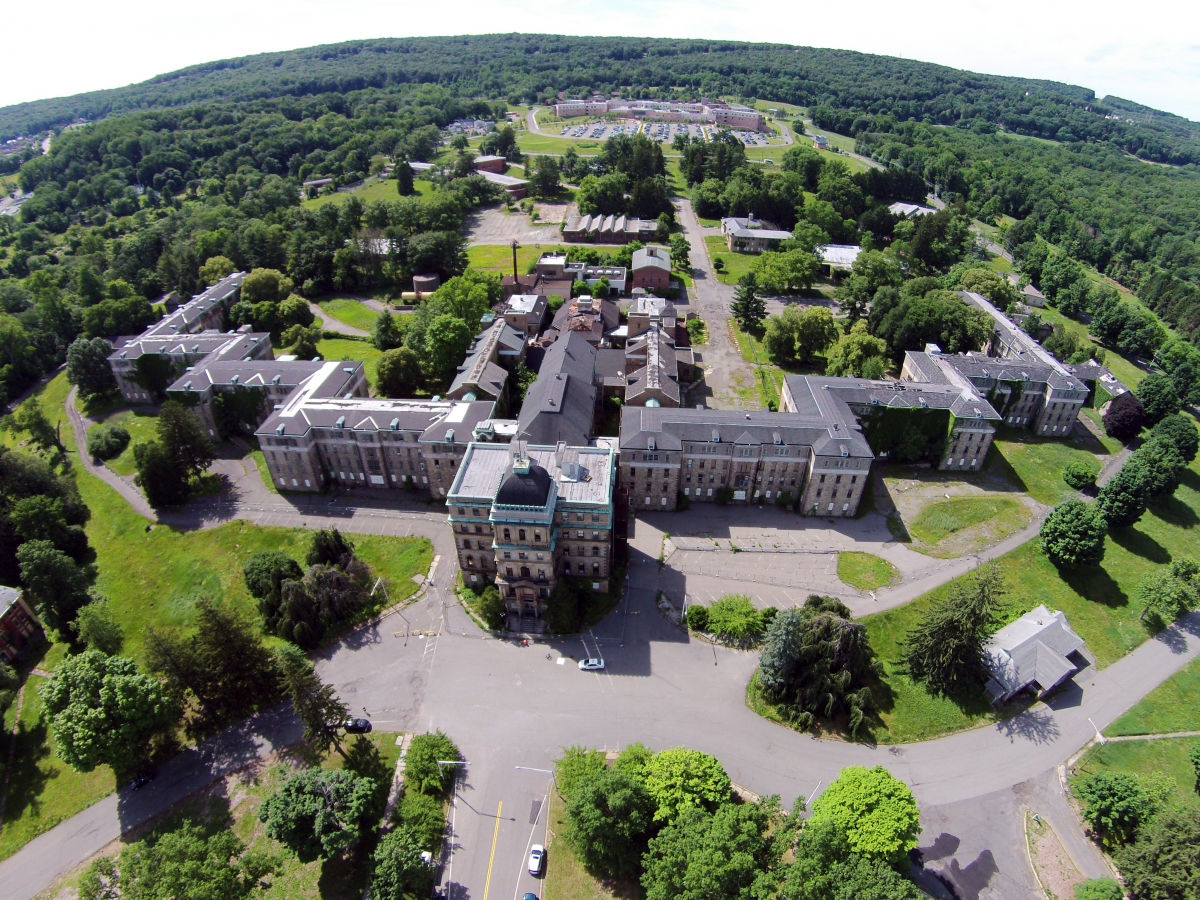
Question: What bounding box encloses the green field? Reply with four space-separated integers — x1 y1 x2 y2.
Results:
0 673 117 862
315 338 382 390
837 552 898 590
302 177 433 209
86 408 159 477
704 234 759 285
986 429 1114 505
908 496 1029 553
467 243 567 273
1109 655 1200 736
316 296 379 332
1070 737 1200 815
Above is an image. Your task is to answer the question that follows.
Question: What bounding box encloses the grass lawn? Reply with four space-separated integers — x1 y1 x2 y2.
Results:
728 321 788 408
0 671 117 862
86 408 159 477
1070 737 1200 814
1108 655 1200 736
704 234 758 285
908 496 1029 552
302 177 433 209
519 133 604 155
467 243 567 273
1033 303 1147 390
837 552 898 591
986 429 1112 505
315 338 382 390
316 296 379 332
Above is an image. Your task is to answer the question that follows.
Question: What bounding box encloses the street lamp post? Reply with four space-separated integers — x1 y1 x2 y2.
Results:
372 576 409 645
515 764 559 797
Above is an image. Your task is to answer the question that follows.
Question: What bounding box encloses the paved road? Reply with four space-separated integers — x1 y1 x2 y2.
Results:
309 299 368 337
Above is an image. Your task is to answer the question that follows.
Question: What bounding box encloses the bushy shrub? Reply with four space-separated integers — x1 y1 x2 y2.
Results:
1062 460 1099 490
706 594 764 644
403 731 462 797
87 424 130 461
685 604 709 632
397 789 447 851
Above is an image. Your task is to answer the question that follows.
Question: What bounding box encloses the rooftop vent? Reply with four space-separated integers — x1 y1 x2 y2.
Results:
389 417 399 431
275 423 285 435
335 415 346 429
272 373 281 385
230 374 239 385
445 429 455 443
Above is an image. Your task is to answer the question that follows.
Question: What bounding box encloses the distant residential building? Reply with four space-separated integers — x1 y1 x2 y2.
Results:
553 98 765 131
562 213 658 244
546 295 620 346
446 440 617 625
887 201 935 218
446 318 526 407
473 155 508 174
984 605 1086 705
0 586 43 664
721 216 792 253
630 246 672 293
503 294 549 339
816 244 862 272
518 332 600 447
813 135 829 149
623 324 693 408
536 253 628 294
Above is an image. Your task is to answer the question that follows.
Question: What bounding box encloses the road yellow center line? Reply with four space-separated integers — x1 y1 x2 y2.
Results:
481 800 502 900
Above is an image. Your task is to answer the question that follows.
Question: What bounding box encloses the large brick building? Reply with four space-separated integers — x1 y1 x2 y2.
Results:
0 586 43 664
446 440 617 624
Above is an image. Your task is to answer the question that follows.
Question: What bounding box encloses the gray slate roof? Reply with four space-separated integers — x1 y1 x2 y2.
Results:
984 605 1084 702
518 332 597 447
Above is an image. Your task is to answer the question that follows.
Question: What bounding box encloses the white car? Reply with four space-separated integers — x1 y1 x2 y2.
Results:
578 658 605 671
527 843 546 875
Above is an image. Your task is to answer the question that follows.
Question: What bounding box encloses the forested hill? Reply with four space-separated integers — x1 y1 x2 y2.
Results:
2 33 1198 164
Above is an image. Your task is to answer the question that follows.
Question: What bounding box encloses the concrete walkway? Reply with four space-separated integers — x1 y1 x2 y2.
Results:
309 299 368 337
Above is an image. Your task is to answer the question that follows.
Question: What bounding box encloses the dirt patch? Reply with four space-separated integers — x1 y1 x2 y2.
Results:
530 201 570 224
1026 809 1085 900
880 466 1037 558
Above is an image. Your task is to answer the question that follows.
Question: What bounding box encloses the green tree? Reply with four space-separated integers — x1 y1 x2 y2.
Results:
134 439 189 507
836 249 902 322
730 273 766 331
376 347 422 397
394 160 415 197
422 314 474 384
278 294 315 330
112 820 275 900
372 310 405 351
1071 878 1123 900
754 249 821 295
1135 372 1181 426
644 746 732 822
1116 800 1200 899
1151 413 1199 464
529 155 561 199
705 594 764 644
1095 456 1155 528
369 825 433 899
565 767 656 880
810 765 920 865
1102 391 1144 442
555 744 607 802
10 400 62 452
198 255 237 285
1039 499 1107 569
87 423 130 460
16 539 91 633
0 662 19 720
66 337 117 399
757 595 878 735
669 235 691 271
241 267 294 304
825 320 888 378
396 789 447 851
763 305 839 366
403 730 462 796
243 550 304 627
1135 561 1199 623
41 650 178 773
307 526 355 567
157 400 214 481
781 818 922 900
260 767 381 862
1076 772 1156 847
276 643 349 759
1062 459 1100 490
641 800 779 900
72 598 124 655
1190 743 1200 792
901 563 1005 691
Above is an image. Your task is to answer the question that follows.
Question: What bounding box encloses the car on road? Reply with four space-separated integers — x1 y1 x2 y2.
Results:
578 658 605 671
342 718 372 733
523 894 539 900
528 844 545 875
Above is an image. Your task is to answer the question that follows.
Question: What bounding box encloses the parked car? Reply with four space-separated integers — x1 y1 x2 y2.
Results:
342 718 372 733
578 658 605 671
528 844 546 875
523 894 539 900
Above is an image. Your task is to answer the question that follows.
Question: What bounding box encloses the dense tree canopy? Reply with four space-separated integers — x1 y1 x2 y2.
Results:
260 767 381 862
809 766 921 865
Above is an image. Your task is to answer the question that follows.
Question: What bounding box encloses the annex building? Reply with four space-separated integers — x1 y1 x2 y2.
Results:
553 98 765 131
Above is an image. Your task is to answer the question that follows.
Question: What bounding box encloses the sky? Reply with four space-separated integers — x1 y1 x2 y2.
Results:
4 0 1199 122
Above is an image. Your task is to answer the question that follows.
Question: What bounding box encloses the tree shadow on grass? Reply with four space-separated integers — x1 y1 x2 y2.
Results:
1110 526 1170 564
0 710 53 830
1149 493 1199 529
1060 564 1128 609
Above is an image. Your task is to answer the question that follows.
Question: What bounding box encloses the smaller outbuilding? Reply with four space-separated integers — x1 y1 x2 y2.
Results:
983 605 1086 705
